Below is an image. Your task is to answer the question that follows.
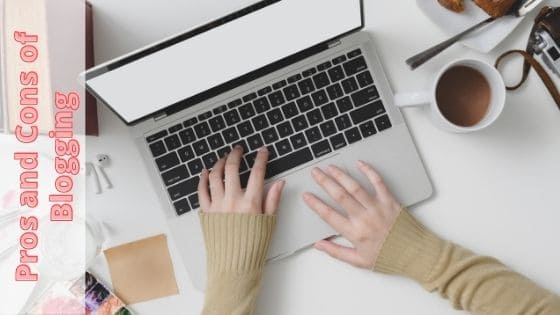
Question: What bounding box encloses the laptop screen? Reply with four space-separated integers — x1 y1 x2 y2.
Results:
85 0 363 124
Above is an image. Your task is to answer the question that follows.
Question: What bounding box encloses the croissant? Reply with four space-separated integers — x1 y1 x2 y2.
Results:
438 0 464 13
472 0 517 17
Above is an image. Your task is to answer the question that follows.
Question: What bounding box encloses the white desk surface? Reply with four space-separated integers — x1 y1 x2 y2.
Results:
86 1 560 314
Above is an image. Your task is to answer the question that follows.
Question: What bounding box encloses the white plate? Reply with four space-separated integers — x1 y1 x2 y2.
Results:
417 0 526 52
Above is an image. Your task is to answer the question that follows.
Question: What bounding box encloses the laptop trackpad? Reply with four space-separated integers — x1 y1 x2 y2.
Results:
266 153 350 261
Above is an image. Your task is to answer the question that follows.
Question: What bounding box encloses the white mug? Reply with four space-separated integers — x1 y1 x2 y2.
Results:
394 59 506 133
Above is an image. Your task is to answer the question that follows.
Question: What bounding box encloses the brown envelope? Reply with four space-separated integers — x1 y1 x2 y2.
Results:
104 234 179 304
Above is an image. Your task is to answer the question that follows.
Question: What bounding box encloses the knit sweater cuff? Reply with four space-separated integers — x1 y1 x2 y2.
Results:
200 213 276 274
373 209 444 285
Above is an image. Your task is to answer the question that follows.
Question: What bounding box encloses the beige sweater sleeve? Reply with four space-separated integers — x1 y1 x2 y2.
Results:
374 209 560 315
200 213 276 315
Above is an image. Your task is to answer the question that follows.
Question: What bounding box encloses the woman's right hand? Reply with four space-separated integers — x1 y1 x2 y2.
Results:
303 160 402 269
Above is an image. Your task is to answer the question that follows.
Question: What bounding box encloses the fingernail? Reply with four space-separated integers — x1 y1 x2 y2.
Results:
278 180 286 189
357 160 366 167
327 164 337 173
259 146 268 152
311 168 321 176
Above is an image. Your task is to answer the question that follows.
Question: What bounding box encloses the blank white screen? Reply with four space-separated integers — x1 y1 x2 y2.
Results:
86 0 362 123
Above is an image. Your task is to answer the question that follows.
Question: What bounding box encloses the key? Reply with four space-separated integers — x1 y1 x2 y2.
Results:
347 49 362 59
306 108 323 126
267 108 284 125
193 139 210 156
283 84 301 101
237 121 254 138
228 98 242 109
168 123 182 133
265 147 313 178
360 121 377 137
298 78 315 95
330 133 347 150
341 77 359 94
277 121 294 138
254 97 271 113
267 145 278 161
252 114 269 131
297 95 314 113
233 140 249 154
357 71 374 87
213 105 227 115
162 165 189 186
178 145 195 162
272 80 287 90
262 127 279 144
202 152 219 169
258 86 272 96
269 90 285 107
343 56 367 76
349 100 386 124
164 134 181 151
194 122 211 138
187 158 204 175
320 120 337 137
224 109 241 125
311 90 329 107
312 72 330 89
328 65 345 82
209 116 226 132
332 54 347 65
282 102 299 119
287 73 302 84
336 96 353 113
321 102 338 119
156 152 180 172
243 92 257 103
179 128 196 144
275 139 292 156
188 194 200 209
292 115 309 132
327 83 344 100
317 61 332 71
335 114 352 131
208 134 225 150
222 127 240 143
290 133 307 150
149 141 166 157
311 140 332 158
305 126 322 143
239 172 251 188
217 146 232 158
302 67 317 77
245 152 258 168
351 86 380 107
198 111 212 121
173 198 191 215
167 176 199 201
375 114 392 132
147 130 168 143
345 127 362 144
239 103 256 120
247 134 264 151
183 117 198 128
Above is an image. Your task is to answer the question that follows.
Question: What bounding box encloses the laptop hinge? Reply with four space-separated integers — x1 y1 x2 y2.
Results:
328 39 342 49
153 112 167 121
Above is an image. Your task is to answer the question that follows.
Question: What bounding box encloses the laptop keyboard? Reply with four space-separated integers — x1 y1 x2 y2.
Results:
145 48 392 216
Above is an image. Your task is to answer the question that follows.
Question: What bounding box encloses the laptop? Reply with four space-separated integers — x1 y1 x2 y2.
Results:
83 0 432 290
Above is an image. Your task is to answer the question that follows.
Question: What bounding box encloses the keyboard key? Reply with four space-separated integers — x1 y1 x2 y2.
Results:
265 147 313 178
335 114 352 131
223 127 240 143
237 121 254 137
209 116 226 132
275 139 293 156
305 126 322 143
267 145 278 161
217 146 232 158
198 111 212 121
168 177 199 201
360 121 377 137
272 79 287 90
350 100 386 124
330 133 347 150
375 114 392 131
146 130 168 143
348 49 362 59
228 98 242 109
202 152 219 169
239 158 249 172
247 134 264 151
281 102 299 119
188 193 200 209
343 56 367 76
287 73 302 84
233 140 249 154
327 83 344 100
336 96 353 113
320 120 337 137
187 158 204 175
298 78 315 95
258 86 272 96
224 109 241 125
321 102 338 119
239 103 256 120
267 108 284 125
290 133 307 150
162 165 189 186
194 122 211 138
156 152 180 172
239 172 251 188
262 127 279 144
351 86 380 107
208 134 225 150
269 90 286 107
173 198 190 215
297 95 314 113
311 90 329 107
311 140 332 158
183 117 198 127
312 72 330 89
306 108 324 126
168 123 182 133
253 97 271 113
302 67 317 77
332 55 347 65
193 139 210 156
341 77 359 94
277 121 294 138
243 92 257 103
328 65 345 82
245 151 258 168
317 61 332 71
345 127 362 144
213 105 227 115
357 71 374 88
149 141 166 157
179 128 196 144
178 146 195 162
252 114 269 131
292 115 309 132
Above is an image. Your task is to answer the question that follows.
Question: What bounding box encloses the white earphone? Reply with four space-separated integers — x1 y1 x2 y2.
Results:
95 154 113 189
86 162 101 194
